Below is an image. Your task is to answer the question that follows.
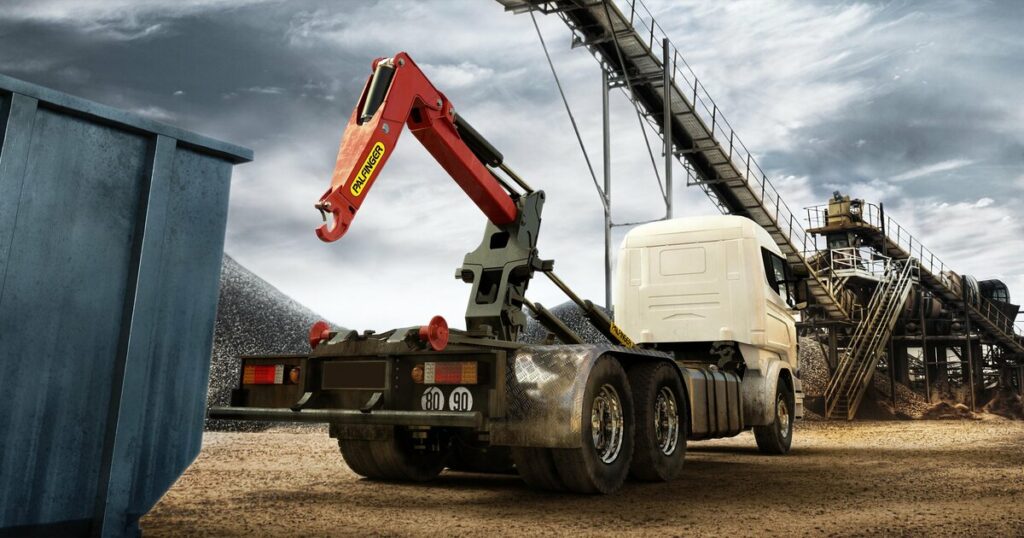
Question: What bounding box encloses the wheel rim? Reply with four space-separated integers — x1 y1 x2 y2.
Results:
654 386 680 456
590 383 624 464
777 395 791 436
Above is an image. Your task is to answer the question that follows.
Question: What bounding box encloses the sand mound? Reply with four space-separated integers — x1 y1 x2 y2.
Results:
798 337 830 398
206 255 339 431
869 372 931 418
921 401 979 420
797 335 933 420
982 390 1024 420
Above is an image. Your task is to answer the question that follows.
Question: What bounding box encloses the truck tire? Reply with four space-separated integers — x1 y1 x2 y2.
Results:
754 379 794 455
511 447 565 491
551 356 634 494
339 439 385 478
628 361 687 481
338 429 448 482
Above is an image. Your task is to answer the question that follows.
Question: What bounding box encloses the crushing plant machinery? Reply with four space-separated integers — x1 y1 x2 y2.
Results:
501 0 1024 418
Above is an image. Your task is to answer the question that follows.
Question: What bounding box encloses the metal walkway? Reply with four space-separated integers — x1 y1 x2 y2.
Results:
497 0 852 321
806 203 1024 355
825 257 918 420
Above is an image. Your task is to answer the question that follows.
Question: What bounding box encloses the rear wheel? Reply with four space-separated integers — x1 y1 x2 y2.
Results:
339 428 448 481
628 362 687 481
754 379 794 455
550 356 634 494
338 439 384 478
511 447 565 491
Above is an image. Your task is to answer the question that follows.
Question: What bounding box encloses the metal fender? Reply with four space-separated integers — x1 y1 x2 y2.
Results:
490 343 672 448
738 344 799 426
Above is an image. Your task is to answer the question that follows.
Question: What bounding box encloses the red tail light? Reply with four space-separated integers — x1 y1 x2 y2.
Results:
421 361 478 384
243 364 284 385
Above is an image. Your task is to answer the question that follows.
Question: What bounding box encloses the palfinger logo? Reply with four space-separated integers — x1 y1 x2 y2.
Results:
609 323 635 348
349 142 386 197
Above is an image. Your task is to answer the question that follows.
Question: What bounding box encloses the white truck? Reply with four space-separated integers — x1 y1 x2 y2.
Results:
617 215 802 454
209 53 801 494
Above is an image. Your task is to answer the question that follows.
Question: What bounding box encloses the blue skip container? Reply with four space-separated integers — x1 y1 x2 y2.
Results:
0 74 252 537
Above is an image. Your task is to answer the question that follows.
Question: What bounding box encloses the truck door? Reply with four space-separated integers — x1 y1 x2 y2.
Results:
760 248 796 357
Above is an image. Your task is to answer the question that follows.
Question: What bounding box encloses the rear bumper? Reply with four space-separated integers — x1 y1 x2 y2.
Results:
207 406 482 428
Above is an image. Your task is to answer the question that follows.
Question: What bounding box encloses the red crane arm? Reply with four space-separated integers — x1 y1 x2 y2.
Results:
315 52 518 242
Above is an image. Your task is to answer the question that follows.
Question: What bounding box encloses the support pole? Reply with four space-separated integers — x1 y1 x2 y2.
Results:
602 70 612 310
662 38 673 218
889 339 897 411
828 325 839 370
879 202 886 256
962 299 977 412
920 292 931 403
935 345 948 384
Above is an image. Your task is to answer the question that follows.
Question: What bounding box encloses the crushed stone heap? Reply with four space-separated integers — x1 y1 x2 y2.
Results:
206 255 338 431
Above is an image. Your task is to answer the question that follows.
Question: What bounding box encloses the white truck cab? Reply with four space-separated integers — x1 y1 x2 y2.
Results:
615 215 797 364
615 215 802 442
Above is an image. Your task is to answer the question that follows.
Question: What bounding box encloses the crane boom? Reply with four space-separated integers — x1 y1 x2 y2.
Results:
313 51 634 346
315 52 518 242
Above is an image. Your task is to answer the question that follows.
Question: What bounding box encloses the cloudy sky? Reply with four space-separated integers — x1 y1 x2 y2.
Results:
2 0 1022 330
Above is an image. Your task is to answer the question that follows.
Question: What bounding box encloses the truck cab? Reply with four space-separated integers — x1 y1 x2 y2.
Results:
615 215 803 442
616 215 798 365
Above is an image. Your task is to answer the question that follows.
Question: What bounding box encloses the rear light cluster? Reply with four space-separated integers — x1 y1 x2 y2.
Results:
243 364 300 385
412 361 477 385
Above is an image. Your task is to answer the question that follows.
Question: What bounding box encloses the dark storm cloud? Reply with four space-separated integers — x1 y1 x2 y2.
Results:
752 1 1024 203
2 0 1021 326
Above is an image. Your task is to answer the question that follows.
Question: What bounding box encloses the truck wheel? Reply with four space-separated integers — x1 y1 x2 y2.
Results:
551 356 634 494
628 361 687 481
511 447 565 491
754 379 794 455
339 439 384 478
338 429 448 481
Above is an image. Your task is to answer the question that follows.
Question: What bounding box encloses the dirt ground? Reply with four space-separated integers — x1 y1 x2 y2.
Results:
143 421 1024 537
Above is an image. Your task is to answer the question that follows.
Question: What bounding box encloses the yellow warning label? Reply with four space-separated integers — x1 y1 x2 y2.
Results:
349 142 386 197
609 323 635 348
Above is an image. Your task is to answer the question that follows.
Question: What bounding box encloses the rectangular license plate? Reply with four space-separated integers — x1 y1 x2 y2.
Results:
321 360 388 390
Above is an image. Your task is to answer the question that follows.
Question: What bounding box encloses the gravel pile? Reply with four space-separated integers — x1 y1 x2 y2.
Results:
798 337 830 398
981 390 1024 420
797 335 934 420
206 255 340 431
921 401 979 420
870 372 931 418
801 408 823 421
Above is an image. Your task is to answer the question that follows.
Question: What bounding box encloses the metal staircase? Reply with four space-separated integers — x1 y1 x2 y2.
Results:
496 0 853 322
806 203 1024 355
825 258 918 420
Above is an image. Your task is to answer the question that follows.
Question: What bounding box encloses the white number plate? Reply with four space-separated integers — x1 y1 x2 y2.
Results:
448 386 473 412
421 386 444 411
